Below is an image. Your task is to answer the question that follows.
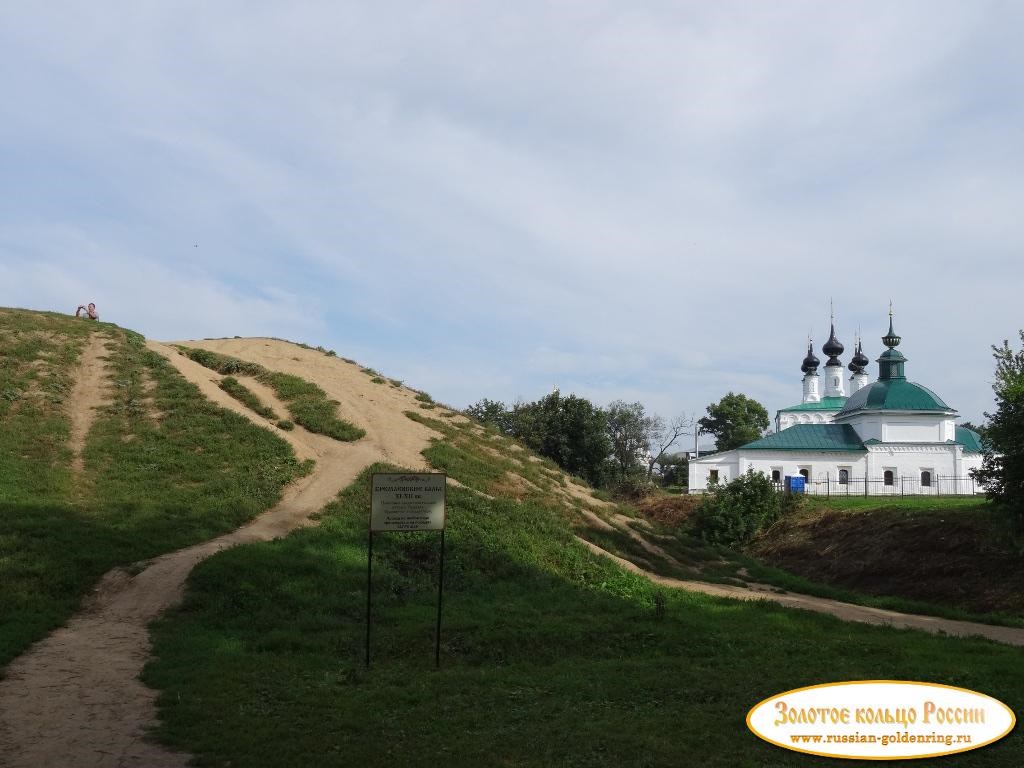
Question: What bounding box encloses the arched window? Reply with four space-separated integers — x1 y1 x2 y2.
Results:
838 469 849 485
921 471 931 487
771 469 781 482
884 470 894 486
799 468 809 480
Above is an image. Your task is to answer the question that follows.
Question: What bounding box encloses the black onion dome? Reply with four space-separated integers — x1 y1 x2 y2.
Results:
801 342 820 374
822 323 844 366
848 339 869 373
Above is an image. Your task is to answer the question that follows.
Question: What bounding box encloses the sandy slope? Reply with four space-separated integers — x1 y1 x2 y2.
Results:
0 338 440 768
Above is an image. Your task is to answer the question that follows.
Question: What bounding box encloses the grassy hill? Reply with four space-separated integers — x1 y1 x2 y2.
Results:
0 308 315 668
3 307 1024 766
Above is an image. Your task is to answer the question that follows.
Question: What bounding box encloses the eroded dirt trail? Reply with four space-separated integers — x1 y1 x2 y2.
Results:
0 339 440 768
575 537 1024 647
68 332 112 478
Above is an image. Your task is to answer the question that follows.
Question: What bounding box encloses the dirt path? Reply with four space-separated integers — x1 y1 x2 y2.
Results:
68 332 111 477
0 339 441 768
575 536 1024 647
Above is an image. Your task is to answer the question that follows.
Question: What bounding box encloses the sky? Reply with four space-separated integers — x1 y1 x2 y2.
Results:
2 1 1022 435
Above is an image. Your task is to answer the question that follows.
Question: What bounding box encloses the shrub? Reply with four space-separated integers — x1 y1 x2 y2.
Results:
695 469 786 546
277 420 294 431
603 471 654 501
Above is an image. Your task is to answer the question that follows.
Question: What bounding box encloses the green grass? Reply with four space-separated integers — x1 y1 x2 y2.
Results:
146 465 1024 767
219 376 278 420
177 346 365 442
0 310 310 670
146 405 1024 767
812 495 983 510
404 410 574 503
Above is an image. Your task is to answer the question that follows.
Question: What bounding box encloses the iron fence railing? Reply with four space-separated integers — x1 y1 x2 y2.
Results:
772 475 980 497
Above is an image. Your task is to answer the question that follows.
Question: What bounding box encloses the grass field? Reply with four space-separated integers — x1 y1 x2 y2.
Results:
0 309 310 670
146 420 1024 766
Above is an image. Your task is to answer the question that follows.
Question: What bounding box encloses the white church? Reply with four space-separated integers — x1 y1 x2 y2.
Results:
688 313 985 495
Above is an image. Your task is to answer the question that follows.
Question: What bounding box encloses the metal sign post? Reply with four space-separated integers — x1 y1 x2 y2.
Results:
366 472 447 669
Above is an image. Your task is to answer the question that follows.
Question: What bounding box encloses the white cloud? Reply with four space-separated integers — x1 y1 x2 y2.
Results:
1 1 1017 423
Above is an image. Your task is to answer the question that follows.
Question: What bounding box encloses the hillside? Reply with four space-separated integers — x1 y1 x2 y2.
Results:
748 499 1024 616
2 307 1024 767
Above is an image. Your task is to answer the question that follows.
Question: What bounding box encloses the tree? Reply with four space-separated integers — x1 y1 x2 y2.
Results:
605 400 655 478
972 331 1024 520
465 398 512 432
530 391 611 486
698 392 769 452
645 412 695 480
656 452 689 486
469 391 610 486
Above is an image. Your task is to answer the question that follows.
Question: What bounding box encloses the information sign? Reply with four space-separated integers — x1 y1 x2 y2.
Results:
371 473 446 531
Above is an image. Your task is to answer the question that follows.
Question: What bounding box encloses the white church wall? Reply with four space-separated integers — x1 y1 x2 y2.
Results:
690 446 978 495
778 410 839 431
840 412 953 444
733 452 868 484
882 421 942 442
687 451 739 493
865 445 960 478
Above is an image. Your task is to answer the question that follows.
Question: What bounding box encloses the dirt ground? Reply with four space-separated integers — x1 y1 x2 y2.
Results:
67 333 112 478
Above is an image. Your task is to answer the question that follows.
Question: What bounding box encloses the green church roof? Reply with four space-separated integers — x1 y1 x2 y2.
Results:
740 424 866 452
837 379 952 416
778 396 847 413
955 426 985 454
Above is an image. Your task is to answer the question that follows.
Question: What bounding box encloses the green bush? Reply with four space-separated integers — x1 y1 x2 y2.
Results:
695 469 788 546
277 420 294 431
603 470 654 501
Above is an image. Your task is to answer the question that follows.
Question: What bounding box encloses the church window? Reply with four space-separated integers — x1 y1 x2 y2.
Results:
921 470 932 487
884 470 894 486
799 468 809 480
838 469 849 485
771 469 781 482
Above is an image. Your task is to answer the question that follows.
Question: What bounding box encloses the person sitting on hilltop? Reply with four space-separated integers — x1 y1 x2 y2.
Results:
75 302 99 320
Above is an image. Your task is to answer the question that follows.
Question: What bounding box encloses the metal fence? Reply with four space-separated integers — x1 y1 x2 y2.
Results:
773 475 980 497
